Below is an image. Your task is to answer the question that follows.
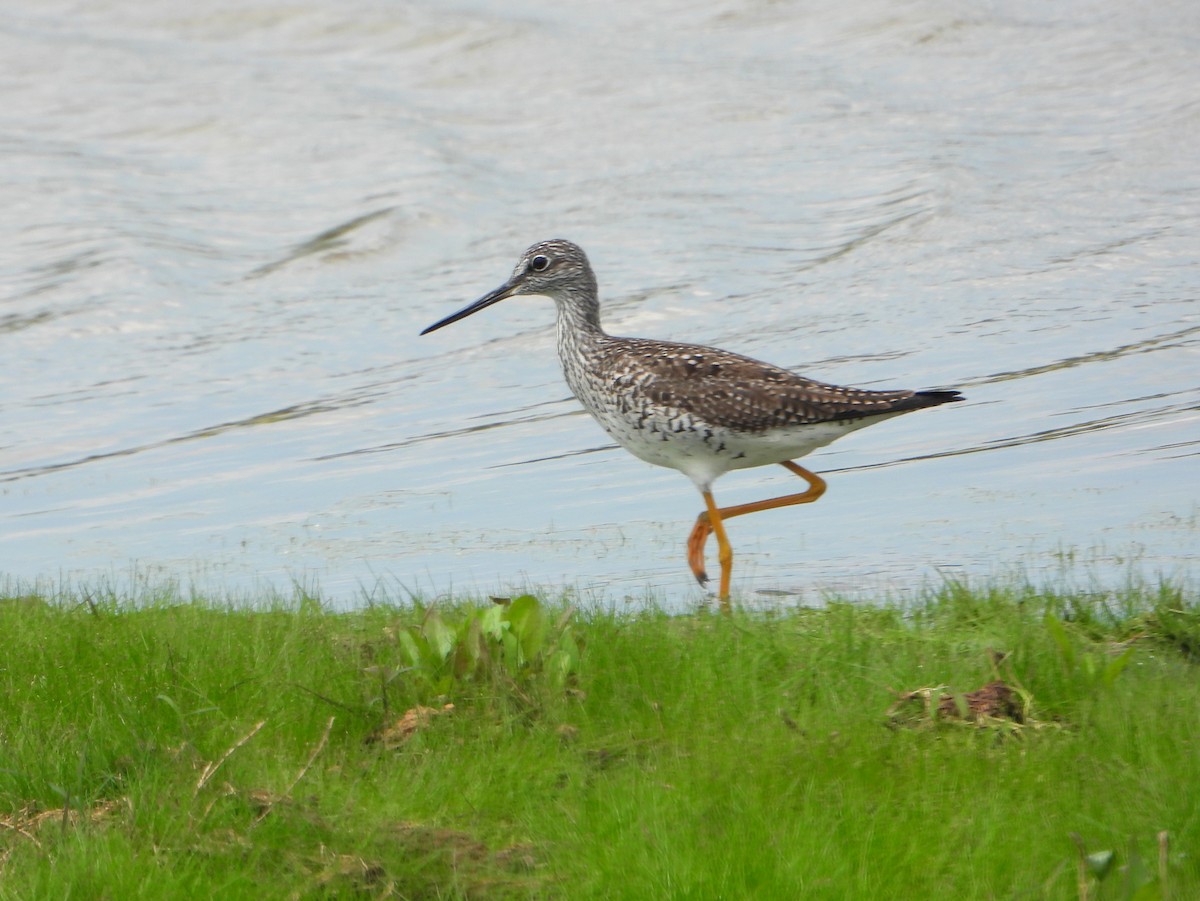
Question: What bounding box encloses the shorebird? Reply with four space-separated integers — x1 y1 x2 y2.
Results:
421 239 962 610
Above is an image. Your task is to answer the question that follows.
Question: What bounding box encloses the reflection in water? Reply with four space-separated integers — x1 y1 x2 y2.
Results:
0 400 352 484
316 406 578 464
1 0 1197 606
977 325 1200 385
834 392 1199 476
248 207 400 280
2 310 58 335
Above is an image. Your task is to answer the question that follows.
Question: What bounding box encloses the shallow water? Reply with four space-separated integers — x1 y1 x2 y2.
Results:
2 0 1197 608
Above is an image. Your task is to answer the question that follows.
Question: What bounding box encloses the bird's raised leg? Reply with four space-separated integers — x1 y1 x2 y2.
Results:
686 461 828 611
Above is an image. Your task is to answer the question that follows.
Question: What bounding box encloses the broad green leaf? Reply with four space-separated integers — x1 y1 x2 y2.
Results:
518 602 548 660
395 629 423 668
506 595 540 635
453 615 483 679
502 630 521 671
545 648 572 686
422 609 455 662
479 604 506 642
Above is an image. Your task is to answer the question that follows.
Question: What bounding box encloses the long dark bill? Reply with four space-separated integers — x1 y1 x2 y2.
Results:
419 278 521 336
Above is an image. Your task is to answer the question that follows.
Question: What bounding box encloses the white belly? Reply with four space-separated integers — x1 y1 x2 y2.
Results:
578 383 899 491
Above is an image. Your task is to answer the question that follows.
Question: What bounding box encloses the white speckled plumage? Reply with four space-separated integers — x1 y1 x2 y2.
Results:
421 239 963 605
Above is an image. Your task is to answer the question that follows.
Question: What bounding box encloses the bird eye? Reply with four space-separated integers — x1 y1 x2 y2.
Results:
529 254 550 272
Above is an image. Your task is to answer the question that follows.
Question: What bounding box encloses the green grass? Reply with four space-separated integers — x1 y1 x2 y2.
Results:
0 581 1197 899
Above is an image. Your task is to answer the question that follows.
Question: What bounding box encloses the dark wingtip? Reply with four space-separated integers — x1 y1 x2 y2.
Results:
857 389 963 418
915 389 965 404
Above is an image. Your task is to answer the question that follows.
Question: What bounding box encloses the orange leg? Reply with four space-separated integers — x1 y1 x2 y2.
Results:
686 461 828 611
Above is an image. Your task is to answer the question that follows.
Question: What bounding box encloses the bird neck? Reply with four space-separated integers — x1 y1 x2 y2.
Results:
553 286 606 346
553 288 610 404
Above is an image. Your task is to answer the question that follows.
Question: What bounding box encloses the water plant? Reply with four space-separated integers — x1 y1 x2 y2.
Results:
365 594 581 709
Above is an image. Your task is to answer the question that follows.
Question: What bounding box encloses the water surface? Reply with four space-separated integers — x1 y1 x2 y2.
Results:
2 0 1197 607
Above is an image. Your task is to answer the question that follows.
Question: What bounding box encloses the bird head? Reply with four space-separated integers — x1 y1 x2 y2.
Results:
420 239 594 335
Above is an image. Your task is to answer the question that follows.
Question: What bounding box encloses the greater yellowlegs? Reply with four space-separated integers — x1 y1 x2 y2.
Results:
421 239 962 609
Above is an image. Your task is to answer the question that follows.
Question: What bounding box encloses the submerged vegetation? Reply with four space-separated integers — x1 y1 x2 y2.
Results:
0 580 1197 898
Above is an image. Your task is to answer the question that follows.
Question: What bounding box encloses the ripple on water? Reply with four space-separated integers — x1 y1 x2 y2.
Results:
2 0 1198 605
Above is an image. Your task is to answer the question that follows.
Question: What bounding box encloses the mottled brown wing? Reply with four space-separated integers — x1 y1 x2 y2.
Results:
601 337 960 433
